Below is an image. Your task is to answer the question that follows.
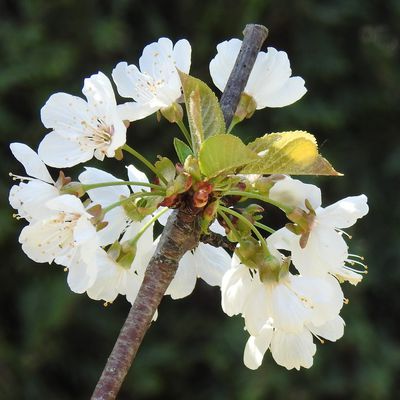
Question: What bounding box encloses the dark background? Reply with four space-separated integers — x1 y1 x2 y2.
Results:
1 0 399 399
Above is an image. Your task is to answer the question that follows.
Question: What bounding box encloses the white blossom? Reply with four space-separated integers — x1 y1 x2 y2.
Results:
112 37 191 121
19 194 99 293
209 39 306 109
165 242 232 299
221 254 345 370
38 72 126 168
86 216 155 304
268 176 369 281
9 143 59 222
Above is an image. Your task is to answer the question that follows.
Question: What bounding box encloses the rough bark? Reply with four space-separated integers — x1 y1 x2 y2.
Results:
220 24 268 127
91 23 268 400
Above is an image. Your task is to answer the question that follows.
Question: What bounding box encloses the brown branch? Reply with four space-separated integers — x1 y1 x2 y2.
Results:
220 24 268 127
200 232 237 252
91 23 268 400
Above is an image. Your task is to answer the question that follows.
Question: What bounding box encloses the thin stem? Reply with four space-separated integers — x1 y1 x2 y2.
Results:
122 144 168 184
82 181 162 191
129 208 169 245
176 120 192 146
224 190 292 213
254 221 275 234
219 206 271 256
103 191 165 214
217 210 240 242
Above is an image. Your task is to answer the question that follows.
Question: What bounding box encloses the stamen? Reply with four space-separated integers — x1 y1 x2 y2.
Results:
343 298 349 304
348 254 365 260
337 229 352 239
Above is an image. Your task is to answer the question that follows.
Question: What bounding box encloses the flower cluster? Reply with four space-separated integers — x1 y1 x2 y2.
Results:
9 35 368 371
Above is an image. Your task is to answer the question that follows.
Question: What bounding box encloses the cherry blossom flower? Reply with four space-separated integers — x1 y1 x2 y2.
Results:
19 194 99 293
86 216 155 304
209 39 307 109
112 37 191 121
268 176 369 282
221 254 345 370
38 72 126 168
9 143 59 222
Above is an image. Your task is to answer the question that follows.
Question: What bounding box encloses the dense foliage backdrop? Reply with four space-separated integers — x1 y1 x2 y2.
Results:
1 0 399 399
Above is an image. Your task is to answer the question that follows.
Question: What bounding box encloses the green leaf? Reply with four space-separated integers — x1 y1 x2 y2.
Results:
174 137 193 164
241 131 341 176
179 71 226 155
199 134 259 178
155 157 176 182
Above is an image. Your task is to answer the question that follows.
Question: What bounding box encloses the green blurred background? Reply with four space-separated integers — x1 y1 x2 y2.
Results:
1 0 399 399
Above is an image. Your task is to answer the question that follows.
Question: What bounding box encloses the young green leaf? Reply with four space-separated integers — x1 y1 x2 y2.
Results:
174 138 193 164
199 134 258 178
179 71 226 155
241 131 341 175
155 157 176 182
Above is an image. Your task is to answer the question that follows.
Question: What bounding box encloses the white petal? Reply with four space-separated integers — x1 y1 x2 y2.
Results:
19 219 70 263
10 143 54 183
86 249 122 302
209 39 241 92
243 282 272 335
209 219 226 235
97 207 128 246
117 101 160 122
165 251 197 299
173 39 191 73
290 274 343 326
290 226 348 276
256 76 307 108
157 208 173 226
124 270 144 304
38 131 93 168
243 325 273 370
73 215 97 245
318 195 369 229
269 176 321 211
126 164 150 193
271 329 316 370
270 282 310 332
40 92 91 131
67 248 97 293
139 38 174 76
267 227 297 252
307 316 345 342
9 180 59 221
112 62 138 98
194 243 231 286
221 264 253 316
79 167 130 206
46 194 87 215
82 71 117 110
